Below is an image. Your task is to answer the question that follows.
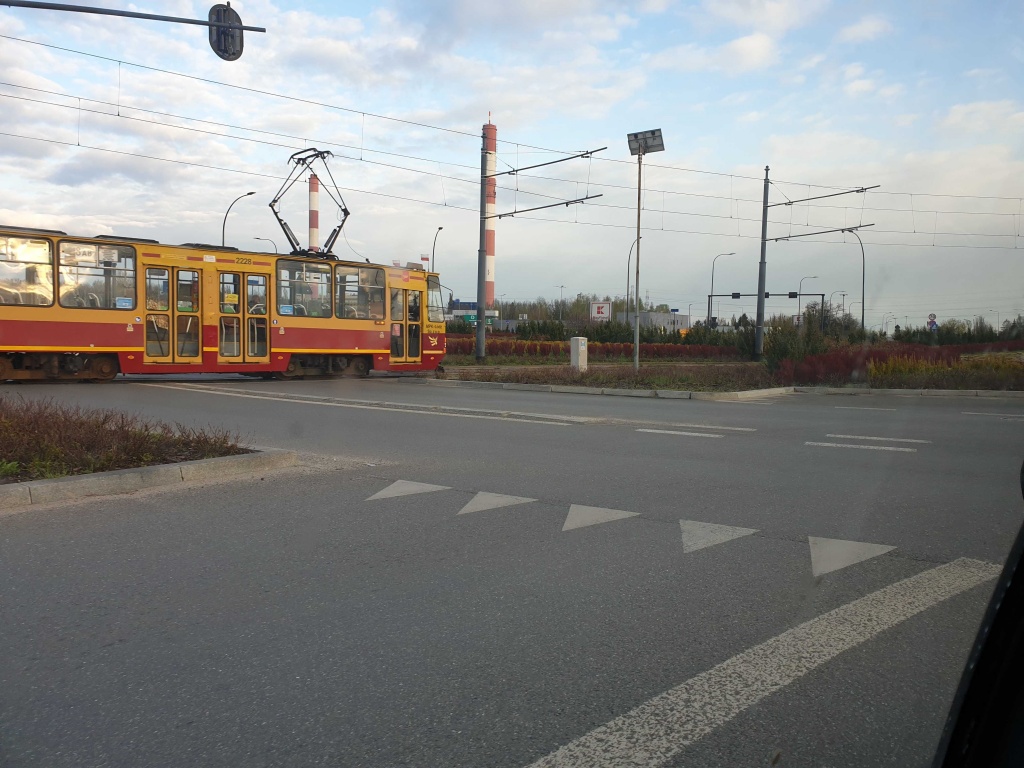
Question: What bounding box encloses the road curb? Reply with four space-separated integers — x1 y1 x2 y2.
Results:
403 377 795 400
0 449 297 512
794 386 1024 399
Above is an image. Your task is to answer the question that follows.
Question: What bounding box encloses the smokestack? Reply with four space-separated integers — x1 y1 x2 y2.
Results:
483 123 497 306
308 173 319 251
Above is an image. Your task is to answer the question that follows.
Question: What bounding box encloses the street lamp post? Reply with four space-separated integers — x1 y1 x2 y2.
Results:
222 191 255 247
253 237 277 253
555 285 565 321
627 129 665 372
829 290 844 315
624 237 640 325
708 252 735 325
798 275 818 320
842 228 867 333
687 302 694 329
430 226 443 272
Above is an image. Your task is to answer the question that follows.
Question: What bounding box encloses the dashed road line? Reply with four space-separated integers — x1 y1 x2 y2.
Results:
962 411 1024 418
806 441 916 453
834 406 897 412
523 558 1000 768
662 423 756 432
637 429 723 439
826 434 931 444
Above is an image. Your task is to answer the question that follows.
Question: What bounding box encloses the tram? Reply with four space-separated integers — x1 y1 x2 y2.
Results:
0 225 447 381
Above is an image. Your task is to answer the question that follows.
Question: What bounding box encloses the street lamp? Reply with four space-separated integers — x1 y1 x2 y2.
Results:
430 226 443 272
222 191 255 247
829 290 844 315
253 236 277 253
555 285 565 321
798 275 818 319
624 237 640 325
708 252 735 325
627 128 665 372
841 228 867 332
687 302 694 329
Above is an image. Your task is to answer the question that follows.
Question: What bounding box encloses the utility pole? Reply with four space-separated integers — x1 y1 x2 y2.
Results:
754 166 770 361
475 123 496 361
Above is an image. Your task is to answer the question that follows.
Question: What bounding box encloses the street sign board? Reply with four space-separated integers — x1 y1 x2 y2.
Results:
590 301 612 321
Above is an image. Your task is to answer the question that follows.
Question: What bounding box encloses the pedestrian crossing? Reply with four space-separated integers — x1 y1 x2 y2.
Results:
365 479 901 576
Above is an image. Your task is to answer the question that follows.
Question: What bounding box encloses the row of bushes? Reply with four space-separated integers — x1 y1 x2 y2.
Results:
445 336 742 360
868 355 1024 390
774 340 1024 386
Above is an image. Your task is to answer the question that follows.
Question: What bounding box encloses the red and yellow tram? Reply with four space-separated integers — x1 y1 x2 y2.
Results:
0 225 447 381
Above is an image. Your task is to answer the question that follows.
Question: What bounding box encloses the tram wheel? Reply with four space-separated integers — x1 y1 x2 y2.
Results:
88 355 119 382
350 357 370 378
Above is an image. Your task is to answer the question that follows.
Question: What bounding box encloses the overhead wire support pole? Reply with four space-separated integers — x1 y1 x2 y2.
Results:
0 1 267 31
754 166 770 361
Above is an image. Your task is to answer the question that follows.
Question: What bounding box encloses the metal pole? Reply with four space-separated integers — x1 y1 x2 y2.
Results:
624 237 638 325
634 153 643 371
754 166 769 361
431 226 443 272
475 124 496 361
708 252 734 325
0 1 266 30
845 228 866 332
687 302 693 329
798 276 817 322
222 191 254 247
253 237 277 253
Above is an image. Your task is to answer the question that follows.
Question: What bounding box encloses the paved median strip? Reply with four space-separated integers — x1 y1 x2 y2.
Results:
523 558 1000 768
0 450 297 511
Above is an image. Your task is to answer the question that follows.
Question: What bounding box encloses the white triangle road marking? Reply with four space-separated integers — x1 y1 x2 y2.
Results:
562 504 639 532
458 492 537 515
809 536 895 577
366 480 451 501
679 520 758 553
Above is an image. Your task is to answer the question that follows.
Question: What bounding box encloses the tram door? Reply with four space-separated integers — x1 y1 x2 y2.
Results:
389 287 423 364
144 267 202 364
216 272 269 364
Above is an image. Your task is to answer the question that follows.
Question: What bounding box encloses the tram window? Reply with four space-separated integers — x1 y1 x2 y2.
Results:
58 241 135 310
363 267 385 319
278 259 332 318
390 288 405 322
146 268 169 311
427 275 444 323
177 270 199 312
335 266 360 318
146 314 170 357
0 237 54 306
247 275 267 315
408 291 421 322
220 273 241 314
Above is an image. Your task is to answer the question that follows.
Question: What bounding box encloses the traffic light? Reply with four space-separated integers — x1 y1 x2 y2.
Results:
209 3 244 61
731 292 741 299
788 291 798 298
710 317 718 329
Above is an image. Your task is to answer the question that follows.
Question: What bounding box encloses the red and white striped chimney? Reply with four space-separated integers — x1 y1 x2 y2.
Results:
308 173 320 251
483 122 497 306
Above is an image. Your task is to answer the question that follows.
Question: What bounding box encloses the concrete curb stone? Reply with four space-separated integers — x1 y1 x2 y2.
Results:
1 450 297 512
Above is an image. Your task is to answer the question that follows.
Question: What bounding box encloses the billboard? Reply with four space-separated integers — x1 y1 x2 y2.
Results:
590 301 612 321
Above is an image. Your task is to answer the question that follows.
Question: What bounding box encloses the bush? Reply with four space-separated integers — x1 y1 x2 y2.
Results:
868 355 1024 390
0 397 246 483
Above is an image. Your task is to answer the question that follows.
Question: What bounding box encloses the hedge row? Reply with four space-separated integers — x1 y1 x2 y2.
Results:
444 336 741 360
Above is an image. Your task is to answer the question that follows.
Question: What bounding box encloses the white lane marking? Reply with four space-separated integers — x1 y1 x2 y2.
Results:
366 480 450 501
664 423 756 432
562 504 640 532
679 520 757 553
826 434 932 444
808 536 896 577
806 441 916 453
963 411 1024 418
458 492 536 515
834 406 897 411
137 383 570 426
523 558 1000 768
637 429 722 439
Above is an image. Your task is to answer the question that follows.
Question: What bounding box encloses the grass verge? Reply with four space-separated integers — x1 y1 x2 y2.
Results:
867 355 1024 390
0 396 248 484
443 363 780 391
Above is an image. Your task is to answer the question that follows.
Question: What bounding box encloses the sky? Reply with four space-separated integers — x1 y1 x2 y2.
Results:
0 0 1022 329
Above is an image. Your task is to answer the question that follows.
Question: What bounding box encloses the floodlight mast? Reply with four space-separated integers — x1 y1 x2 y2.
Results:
626 129 664 372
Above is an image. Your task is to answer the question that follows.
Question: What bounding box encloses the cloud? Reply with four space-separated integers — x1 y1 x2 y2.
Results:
843 79 875 96
942 100 1024 134
843 63 865 80
702 0 829 34
837 14 892 43
877 84 904 100
798 53 825 70
894 114 918 127
649 32 778 73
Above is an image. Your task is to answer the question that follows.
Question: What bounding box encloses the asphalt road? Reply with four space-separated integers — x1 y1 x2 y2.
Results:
1 376 1022 767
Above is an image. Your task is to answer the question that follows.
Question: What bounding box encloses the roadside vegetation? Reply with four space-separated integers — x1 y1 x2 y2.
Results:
444 305 1024 391
0 397 247 484
445 363 777 391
